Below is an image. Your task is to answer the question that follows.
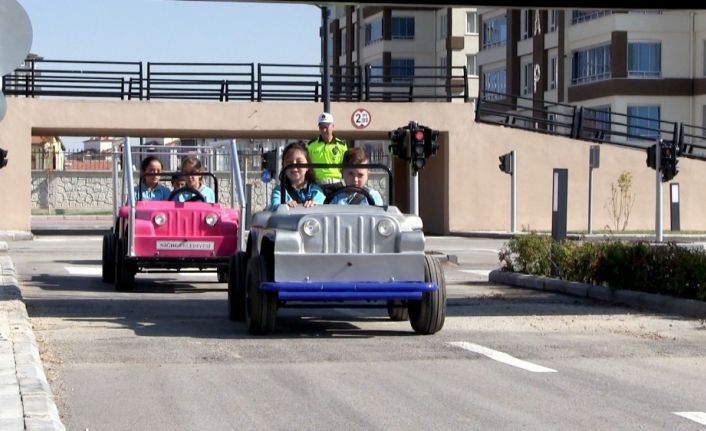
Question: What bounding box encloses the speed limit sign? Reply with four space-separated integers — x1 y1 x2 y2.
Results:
351 108 372 129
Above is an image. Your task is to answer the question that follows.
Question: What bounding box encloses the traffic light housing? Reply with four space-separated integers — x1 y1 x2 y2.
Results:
423 127 439 158
661 141 679 182
261 149 277 178
498 152 512 174
646 144 657 169
388 127 406 158
0 148 7 169
410 127 426 171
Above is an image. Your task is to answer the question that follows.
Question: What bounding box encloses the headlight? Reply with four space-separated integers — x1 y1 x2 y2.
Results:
377 219 395 237
204 213 219 226
301 218 321 237
153 213 167 226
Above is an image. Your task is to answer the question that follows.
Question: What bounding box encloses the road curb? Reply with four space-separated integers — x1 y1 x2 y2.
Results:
489 270 706 319
0 256 65 430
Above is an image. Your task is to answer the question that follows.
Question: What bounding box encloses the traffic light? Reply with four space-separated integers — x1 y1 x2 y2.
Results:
498 152 512 174
410 128 426 171
388 127 406 158
0 148 7 169
423 127 439 158
261 149 277 178
661 141 679 182
646 144 657 169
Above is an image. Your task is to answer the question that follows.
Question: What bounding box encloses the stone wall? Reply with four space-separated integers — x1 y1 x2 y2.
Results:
31 171 390 214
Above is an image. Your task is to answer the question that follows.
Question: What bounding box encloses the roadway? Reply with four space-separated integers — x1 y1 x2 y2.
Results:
6 235 706 430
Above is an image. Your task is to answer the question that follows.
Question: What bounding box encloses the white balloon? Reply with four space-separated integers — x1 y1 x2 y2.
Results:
0 0 33 75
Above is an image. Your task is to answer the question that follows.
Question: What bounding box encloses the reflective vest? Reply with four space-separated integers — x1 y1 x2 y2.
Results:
307 136 348 182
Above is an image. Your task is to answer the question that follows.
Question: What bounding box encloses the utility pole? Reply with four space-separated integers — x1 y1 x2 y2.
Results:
321 5 330 113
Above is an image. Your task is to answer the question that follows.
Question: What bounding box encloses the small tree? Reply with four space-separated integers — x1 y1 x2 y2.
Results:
605 171 636 232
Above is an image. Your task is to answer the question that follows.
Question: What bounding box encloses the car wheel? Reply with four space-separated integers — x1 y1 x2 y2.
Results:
227 251 247 322
114 238 135 292
217 267 229 283
245 255 277 335
386 300 409 321
101 233 115 283
409 255 446 335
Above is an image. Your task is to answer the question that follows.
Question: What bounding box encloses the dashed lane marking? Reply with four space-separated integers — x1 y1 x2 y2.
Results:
673 412 706 426
448 341 558 373
65 266 217 279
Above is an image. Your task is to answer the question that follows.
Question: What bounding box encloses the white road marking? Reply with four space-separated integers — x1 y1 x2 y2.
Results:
448 341 558 373
458 269 492 277
65 266 102 276
673 412 706 425
65 266 216 279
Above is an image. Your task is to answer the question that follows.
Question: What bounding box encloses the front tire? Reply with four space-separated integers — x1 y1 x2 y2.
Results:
114 237 135 292
387 300 409 321
101 233 115 283
245 255 277 335
408 255 446 335
227 251 247 322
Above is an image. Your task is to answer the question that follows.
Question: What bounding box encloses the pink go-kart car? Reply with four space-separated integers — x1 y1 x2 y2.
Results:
101 139 246 292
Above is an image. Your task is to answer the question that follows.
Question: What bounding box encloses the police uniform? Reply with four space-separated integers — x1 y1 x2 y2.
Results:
307 135 347 195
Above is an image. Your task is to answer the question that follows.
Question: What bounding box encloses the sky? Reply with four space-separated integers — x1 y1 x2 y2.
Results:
15 0 323 148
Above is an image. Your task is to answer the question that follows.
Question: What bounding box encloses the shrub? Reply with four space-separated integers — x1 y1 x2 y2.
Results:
499 232 706 301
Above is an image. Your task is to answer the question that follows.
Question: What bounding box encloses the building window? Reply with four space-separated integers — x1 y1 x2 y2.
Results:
364 18 383 46
467 54 477 76
466 12 477 34
549 56 558 89
703 40 706 76
547 112 557 133
367 61 383 84
341 28 346 55
439 14 447 39
391 58 415 82
628 105 660 140
482 15 507 50
549 10 559 32
438 55 447 77
391 17 415 40
483 68 506 99
521 9 534 40
522 62 533 96
571 44 611 85
583 106 611 140
628 42 661 78
571 10 611 25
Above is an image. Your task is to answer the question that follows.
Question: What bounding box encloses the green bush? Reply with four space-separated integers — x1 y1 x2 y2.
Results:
499 233 706 301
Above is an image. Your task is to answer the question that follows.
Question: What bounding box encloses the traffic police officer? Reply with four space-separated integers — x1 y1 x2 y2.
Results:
307 112 348 195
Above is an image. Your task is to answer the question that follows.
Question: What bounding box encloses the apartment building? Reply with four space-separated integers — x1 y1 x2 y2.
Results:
477 9 706 141
325 6 480 102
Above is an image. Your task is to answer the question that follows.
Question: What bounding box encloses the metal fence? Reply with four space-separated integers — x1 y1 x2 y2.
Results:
475 89 706 161
3 58 471 103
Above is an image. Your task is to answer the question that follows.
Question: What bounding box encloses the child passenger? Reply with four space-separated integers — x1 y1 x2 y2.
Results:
177 155 216 203
330 147 383 206
270 142 325 209
171 173 186 190
134 156 170 201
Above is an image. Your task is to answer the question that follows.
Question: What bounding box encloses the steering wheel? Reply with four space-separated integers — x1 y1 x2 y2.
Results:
168 187 207 203
324 186 376 205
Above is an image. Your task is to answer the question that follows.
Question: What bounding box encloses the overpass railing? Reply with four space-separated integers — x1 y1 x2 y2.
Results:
475 89 706 161
2 58 471 103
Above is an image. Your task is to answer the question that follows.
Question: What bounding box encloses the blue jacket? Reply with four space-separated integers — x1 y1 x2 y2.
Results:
134 184 171 201
329 187 384 206
270 182 325 209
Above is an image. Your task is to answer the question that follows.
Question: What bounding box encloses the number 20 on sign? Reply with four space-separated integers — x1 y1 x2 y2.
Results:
351 108 371 129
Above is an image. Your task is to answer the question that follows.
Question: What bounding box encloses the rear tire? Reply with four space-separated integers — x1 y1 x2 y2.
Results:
245 255 277 335
227 251 247 322
409 255 446 335
386 300 409 321
217 267 229 283
114 238 135 292
101 233 115 283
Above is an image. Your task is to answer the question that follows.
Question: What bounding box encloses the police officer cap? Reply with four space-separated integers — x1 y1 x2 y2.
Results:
318 112 334 125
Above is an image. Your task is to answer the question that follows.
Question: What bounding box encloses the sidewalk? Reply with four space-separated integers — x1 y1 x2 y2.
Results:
0 253 64 430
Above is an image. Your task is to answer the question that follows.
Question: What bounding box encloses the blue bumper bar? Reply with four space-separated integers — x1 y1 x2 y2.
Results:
260 281 437 301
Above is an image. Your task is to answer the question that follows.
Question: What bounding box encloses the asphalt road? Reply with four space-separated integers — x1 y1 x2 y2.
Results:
7 235 706 431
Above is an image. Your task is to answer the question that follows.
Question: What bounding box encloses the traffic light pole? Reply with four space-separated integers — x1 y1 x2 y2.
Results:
655 141 663 243
410 170 419 216
511 150 516 233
